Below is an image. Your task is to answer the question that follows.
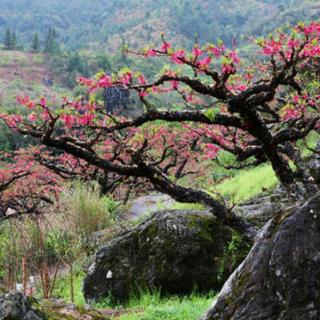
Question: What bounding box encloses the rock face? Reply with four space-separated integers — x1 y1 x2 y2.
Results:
308 152 320 184
0 292 45 320
201 195 320 320
83 210 250 303
234 187 289 226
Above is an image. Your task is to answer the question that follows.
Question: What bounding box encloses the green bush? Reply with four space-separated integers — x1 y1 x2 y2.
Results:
60 180 117 240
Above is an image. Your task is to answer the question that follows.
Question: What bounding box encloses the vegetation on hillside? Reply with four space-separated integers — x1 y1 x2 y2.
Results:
0 0 319 51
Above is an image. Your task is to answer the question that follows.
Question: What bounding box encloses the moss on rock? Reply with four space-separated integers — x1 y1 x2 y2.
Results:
83 210 252 303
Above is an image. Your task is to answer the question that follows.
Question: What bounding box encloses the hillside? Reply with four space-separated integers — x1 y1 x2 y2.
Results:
0 50 69 109
0 0 319 51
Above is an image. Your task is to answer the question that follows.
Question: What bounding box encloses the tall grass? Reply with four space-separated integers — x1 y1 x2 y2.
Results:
214 164 278 203
117 291 216 320
53 268 86 305
60 180 117 239
91 289 215 320
52 269 215 320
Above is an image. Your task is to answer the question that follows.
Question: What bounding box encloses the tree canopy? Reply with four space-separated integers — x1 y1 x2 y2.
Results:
1 22 320 239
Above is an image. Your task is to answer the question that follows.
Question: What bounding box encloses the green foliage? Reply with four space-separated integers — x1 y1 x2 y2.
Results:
60 180 117 240
31 33 40 52
217 230 251 282
214 164 278 203
52 267 86 305
3 28 20 50
44 27 60 54
0 222 18 281
0 0 318 50
116 291 216 320
52 274 215 320
3 28 11 49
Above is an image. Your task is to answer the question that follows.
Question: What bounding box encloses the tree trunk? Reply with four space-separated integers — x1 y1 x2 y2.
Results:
42 260 50 299
22 256 28 295
201 195 320 320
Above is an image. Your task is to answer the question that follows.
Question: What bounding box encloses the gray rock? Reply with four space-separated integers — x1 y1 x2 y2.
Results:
0 292 45 320
128 193 176 219
83 210 251 303
308 154 320 184
201 195 320 320
234 187 289 226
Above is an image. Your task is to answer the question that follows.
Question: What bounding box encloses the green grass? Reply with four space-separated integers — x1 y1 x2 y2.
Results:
51 269 86 306
119 292 215 320
213 164 278 203
93 290 216 320
169 202 206 211
52 271 215 320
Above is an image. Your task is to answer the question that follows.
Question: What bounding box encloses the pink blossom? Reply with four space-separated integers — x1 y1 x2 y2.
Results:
42 111 50 121
192 46 202 57
287 39 300 49
170 50 186 64
28 113 37 122
293 95 300 103
120 72 133 85
204 144 220 159
229 51 240 64
138 74 147 85
160 42 171 52
262 40 282 55
186 95 194 103
40 97 47 107
284 108 300 121
209 46 221 57
16 95 30 106
197 56 212 68
170 81 179 90
98 75 113 88
78 76 94 87
139 91 148 97
12 115 22 123
79 114 95 125
222 64 235 74
61 114 75 128
151 86 160 93
145 49 158 57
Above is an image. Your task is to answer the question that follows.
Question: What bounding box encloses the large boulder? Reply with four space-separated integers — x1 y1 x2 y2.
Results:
0 292 46 320
83 210 251 303
201 195 320 320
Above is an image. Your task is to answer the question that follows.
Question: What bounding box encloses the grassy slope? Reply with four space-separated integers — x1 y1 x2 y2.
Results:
0 50 70 110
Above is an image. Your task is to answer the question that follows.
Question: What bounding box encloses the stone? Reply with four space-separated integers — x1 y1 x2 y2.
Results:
234 187 289 226
83 210 251 303
201 195 320 320
40 299 110 320
0 292 45 320
308 153 320 184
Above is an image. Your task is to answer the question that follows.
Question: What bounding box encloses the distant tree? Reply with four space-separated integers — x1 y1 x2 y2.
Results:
31 33 40 52
3 28 12 49
11 31 17 49
96 53 111 72
44 28 59 54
